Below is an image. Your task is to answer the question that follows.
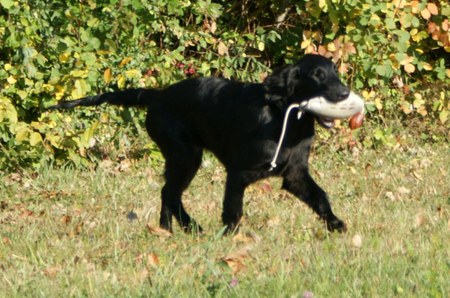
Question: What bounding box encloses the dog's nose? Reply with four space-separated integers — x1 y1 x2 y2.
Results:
338 89 350 101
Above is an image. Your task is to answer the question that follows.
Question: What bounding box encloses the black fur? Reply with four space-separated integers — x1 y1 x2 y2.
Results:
50 54 350 234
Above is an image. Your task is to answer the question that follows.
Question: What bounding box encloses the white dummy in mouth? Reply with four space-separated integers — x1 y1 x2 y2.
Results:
302 91 365 119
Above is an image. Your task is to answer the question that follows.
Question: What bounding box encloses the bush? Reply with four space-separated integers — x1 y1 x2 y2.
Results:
0 0 449 171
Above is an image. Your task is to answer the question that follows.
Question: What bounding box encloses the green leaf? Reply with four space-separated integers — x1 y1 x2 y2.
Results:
81 52 97 66
385 18 396 30
0 0 14 9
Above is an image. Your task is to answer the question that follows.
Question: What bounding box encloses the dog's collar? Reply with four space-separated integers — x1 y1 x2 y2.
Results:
269 102 307 171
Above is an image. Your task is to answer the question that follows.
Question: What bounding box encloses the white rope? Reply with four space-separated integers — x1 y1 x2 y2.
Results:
269 102 307 171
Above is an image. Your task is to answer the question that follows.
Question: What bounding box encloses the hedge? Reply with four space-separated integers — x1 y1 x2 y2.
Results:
0 0 449 171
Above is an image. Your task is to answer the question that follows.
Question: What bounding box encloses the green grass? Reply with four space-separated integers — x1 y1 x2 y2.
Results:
1 143 449 297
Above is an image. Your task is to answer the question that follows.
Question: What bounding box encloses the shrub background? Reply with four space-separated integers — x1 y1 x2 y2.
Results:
0 0 449 171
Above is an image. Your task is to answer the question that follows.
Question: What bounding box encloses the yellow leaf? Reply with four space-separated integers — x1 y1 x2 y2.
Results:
119 57 132 67
257 41 265 52
104 68 112 84
439 110 449 124
70 70 88 78
15 125 30 143
17 90 27 99
327 42 336 52
117 75 126 89
413 96 424 108
55 85 65 100
301 39 311 49
346 23 356 33
30 132 43 146
417 106 428 116
124 69 141 79
375 97 383 110
400 101 412 114
210 21 217 34
217 41 229 56
414 93 423 100
411 30 429 42
318 0 328 11
4 63 12 71
59 52 70 63
7 76 17 84
46 134 61 148
404 63 415 73
420 8 431 20
422 62 432 71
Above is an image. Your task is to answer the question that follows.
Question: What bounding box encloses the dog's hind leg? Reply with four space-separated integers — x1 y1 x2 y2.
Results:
147 111 204 233
159 146 203 233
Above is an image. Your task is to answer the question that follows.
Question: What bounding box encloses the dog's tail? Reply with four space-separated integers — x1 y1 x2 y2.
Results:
48 88 155 110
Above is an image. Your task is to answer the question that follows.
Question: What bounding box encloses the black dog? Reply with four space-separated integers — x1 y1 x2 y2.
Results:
50 54 350 234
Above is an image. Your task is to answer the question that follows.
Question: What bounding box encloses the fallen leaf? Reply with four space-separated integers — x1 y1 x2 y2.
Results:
385 191 396 201
397 186 411 195
61 215 71 225
147 253 160 268
2 237 12 246
411 170 423 181
136 253 160 268
19 209 34 219
414 214 426 228
222 257 246 275
68 223 84 237
147 224 172 238
100 159 113 170
232 233 254 244
116 159 131 172
43 266 60 278
222 245 253 274
267 216 281 228
137 268 150 283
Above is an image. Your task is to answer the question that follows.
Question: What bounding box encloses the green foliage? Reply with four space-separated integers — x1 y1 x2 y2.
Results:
0 0 449 171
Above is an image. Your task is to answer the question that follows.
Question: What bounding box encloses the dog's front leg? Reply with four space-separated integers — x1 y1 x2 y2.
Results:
221 173 248 234
282 168 347 232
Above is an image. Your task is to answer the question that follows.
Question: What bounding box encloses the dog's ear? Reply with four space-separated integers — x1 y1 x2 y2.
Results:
264 65 300 106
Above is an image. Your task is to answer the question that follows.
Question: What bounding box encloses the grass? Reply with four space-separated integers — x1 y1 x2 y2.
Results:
1 142 449 297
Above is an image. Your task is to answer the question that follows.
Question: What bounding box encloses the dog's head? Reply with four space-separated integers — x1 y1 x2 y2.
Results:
264 55 350 127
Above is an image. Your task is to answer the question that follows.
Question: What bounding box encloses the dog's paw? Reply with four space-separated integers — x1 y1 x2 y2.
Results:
184 221 204 235
326 218 347 233
222 223 241 236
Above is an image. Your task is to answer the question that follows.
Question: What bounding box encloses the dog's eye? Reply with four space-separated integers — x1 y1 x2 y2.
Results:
310 67 327 82
333 65 338 73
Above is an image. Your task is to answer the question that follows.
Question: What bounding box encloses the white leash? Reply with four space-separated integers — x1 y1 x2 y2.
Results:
269 102 308 171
